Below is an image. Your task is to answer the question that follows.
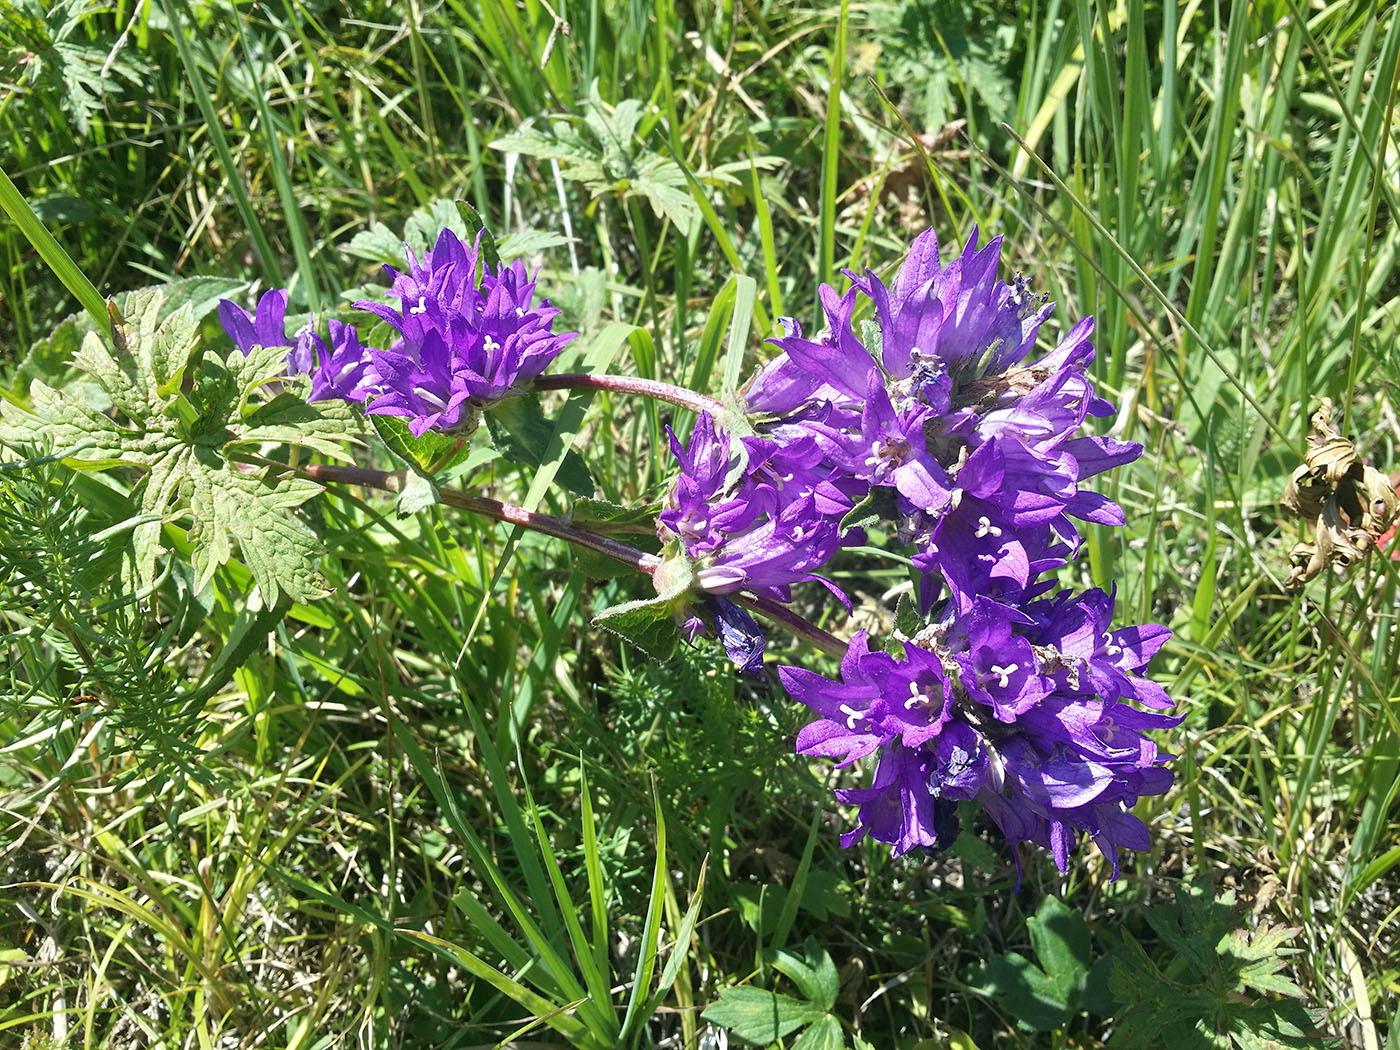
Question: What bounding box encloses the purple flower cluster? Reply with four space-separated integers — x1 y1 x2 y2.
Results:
780 590 1177 874
355 229 575 435
660 227 1174 875
659 414 855 671
746 227 1142 607
220 289 375 403
217 229 576 434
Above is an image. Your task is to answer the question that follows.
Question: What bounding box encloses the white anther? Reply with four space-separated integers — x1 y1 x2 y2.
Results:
864 439 884 470
975 516 1002 538
989 663 1018 688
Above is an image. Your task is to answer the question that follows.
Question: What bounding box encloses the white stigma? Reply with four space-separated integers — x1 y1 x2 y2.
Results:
410 295 428 316
839 703 864 730
974 516 1002 538
483 336 501 353
863 439 883 470
905 680 935 710
989 663 1018 688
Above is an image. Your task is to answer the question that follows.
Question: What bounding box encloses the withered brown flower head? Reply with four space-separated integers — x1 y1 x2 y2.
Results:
1281 398 1399 588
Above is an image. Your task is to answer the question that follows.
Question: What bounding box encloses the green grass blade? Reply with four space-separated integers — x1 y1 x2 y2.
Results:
232 24 322 310
619 775 668 1041
158 0 281 288
817 0 849 291
721 275 757 399
0 164 109 336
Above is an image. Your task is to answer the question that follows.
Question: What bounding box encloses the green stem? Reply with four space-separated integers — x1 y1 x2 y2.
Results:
533 373 725 416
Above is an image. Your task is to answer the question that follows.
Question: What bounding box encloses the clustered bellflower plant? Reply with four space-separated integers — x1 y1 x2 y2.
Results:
213 220 1174 878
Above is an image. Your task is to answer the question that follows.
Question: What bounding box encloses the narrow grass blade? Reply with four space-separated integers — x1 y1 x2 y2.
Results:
619 774 668 1042
232 26 321 311
159 0 280 288
721 276 757 399
817 0 849 290
522 773 619 1037
0 164 109 336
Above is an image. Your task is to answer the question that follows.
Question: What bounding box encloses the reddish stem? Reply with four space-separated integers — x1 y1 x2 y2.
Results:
534 373 725 416
296 462 660 575
292 460 849 659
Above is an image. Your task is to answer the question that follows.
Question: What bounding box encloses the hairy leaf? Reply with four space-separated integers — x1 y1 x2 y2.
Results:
1 289 356 603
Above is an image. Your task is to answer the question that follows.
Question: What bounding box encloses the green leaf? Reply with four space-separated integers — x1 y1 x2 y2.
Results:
894 592 923 637
402 198 469 254
498 228 571 259
571 497 660 534
1 289 353 604
977 951 1072 1032
454 200 501 271
182 459 329 603
858 318 884 366
1027 895 1091 1004
592 597 679 661
770 938 840 1011
395 470 440 517
631 157 699 236
371 412 476 476
701 987 828 1044
344 220 404 265
790 1015 845 1050
485 393 595 498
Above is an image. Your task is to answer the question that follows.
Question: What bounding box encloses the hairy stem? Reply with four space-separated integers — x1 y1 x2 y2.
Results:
533 373 725 416
732 593 848 658
289 460 848 657
293 461 662 575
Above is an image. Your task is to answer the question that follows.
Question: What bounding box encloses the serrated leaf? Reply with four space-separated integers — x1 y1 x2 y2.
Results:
1028 895 1091 1004
571 497 660 534
770 938 840 1011
498 228 571 259
184 464 328 604
701 987 827 1044
403 199 469 254
485 393 595 498
840 491 882 532
894 592 923 637
488 126 600 169
1225 926 1306 999
592 596 679 661
394 470 440 517
344 221 405 265
371 412 475 475
4 289 352 602
454 201 501 271
858 318 884 366
632 158 699 236
12 313 87 393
